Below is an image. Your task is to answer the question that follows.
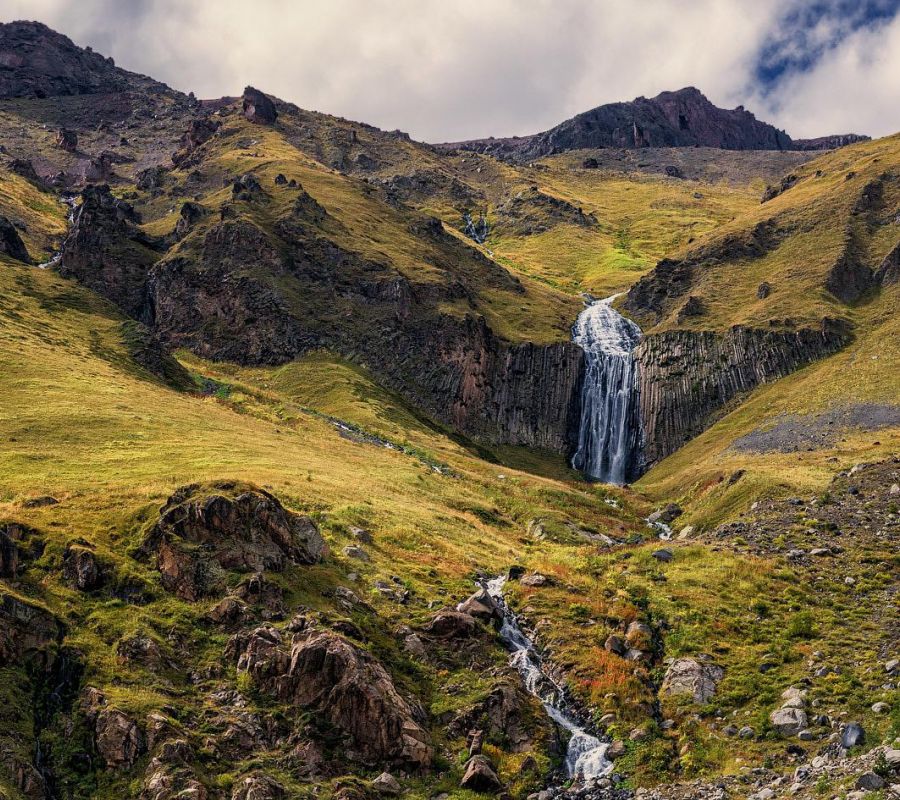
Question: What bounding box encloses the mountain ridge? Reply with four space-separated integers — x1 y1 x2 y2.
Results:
439 86 869 158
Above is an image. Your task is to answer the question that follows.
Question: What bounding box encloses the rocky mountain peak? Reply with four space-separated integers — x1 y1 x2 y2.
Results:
0 19 173 98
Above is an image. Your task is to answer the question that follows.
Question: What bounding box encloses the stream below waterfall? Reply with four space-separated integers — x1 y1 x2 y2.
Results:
485 576 612 782
571 295 642 485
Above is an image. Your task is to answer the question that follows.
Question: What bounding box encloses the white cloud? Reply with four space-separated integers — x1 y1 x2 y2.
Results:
1 0 897 141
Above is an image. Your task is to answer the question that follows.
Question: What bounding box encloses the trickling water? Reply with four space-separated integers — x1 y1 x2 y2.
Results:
486 576 612 782
37 194 78 270
571 295 643 485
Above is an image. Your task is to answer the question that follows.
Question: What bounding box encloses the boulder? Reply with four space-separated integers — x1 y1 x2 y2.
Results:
855 772 885 790
770 707 808 737
841 722 864 749
342 545 370 562
95 708 145 768
604 634 626 656
242 86 277 125
757 281 772 299
662 658 724 703
233 627 432 768
0 216 30 263
139 482 325 600
651 548 673 562
460 755 503 792
425 609 476 639
871 701 890 714
519 572 551 587
0 591 64 667
456 588 503 626
648 503 682 525
172 118 219 167
0 523 43 579
372 772 402 796
231 774 286 800
62 543 103 590
607 740 626 759
175 201 206 238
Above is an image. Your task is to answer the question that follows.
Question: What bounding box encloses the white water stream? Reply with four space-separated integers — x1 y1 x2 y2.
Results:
571 295 642 485
485 576 612 782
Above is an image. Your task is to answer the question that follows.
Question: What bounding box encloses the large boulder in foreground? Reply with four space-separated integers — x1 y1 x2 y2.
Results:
140 481 326 600
231 625 432 768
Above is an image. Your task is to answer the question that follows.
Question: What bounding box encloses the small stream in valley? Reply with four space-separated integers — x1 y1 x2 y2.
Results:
485 576 613 782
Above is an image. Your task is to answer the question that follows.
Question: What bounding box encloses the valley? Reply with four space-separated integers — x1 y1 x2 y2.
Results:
0 19 897 800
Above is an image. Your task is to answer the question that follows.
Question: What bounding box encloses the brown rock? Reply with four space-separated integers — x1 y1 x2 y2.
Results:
456 588 502 626
460 755 503 792
425 609 476 639
63 543 103 590
140 482 326 600
233 627 432 768
95 708 145 768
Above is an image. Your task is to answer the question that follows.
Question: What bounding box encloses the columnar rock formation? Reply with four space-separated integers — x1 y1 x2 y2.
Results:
634 320 851 466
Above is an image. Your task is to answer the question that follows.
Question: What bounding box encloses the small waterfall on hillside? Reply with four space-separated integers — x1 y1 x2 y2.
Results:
485 576 612 782
571 295 643 484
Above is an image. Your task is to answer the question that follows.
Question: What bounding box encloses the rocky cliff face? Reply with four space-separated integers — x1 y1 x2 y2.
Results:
444 87 868 159
634 320 852 466
0 21 172 98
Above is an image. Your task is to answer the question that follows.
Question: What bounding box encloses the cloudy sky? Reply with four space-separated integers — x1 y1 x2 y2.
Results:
3 0 900 142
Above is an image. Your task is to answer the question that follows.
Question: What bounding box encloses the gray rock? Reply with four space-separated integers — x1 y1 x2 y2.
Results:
460 755 502 792
661 658 724 703
738 726 755 739
770 707 808 736
871 701 890 714
350 526 373 544
372 772 402 796
651 548 674 562
841 722 865 748
342 545 370 562
885 658 899 674
855 771 885 790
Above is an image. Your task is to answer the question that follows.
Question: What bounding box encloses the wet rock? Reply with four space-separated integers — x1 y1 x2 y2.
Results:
55 127 77 152
661 658 724 703
0 215 30 263
233 627 432 767
426 609 477 639
648 504 682 525
460 755 503 792
95 707 145 768
139 482 325 600
242 86 278 125
456 588 503 626
231 773 286 800
63 543 104 590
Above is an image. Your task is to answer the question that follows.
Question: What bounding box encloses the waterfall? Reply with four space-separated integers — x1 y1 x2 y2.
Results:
485 576 612 782
571 294 642 484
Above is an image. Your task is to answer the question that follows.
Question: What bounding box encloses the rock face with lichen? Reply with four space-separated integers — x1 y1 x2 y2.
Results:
230 625 433 768
139 481 326 600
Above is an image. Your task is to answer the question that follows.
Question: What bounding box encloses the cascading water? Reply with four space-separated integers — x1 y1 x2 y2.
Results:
571 294 643 485
486 576 612 782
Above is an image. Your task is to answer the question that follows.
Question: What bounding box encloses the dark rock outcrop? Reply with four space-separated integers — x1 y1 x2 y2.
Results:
792 134 870 151
635 319 852 466
242 86 277 125
62 543 104 590
0 21 170 98
57 184 162 319
231 626 433 768
139 482 325 601
494 186 597 235
0 592 63 667
825 230 874 304
55 127 77 153
875 241 900 287
0 215 30 263
445 87 840 159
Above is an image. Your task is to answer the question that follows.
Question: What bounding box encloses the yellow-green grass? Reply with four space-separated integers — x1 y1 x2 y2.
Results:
0 166 68 262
